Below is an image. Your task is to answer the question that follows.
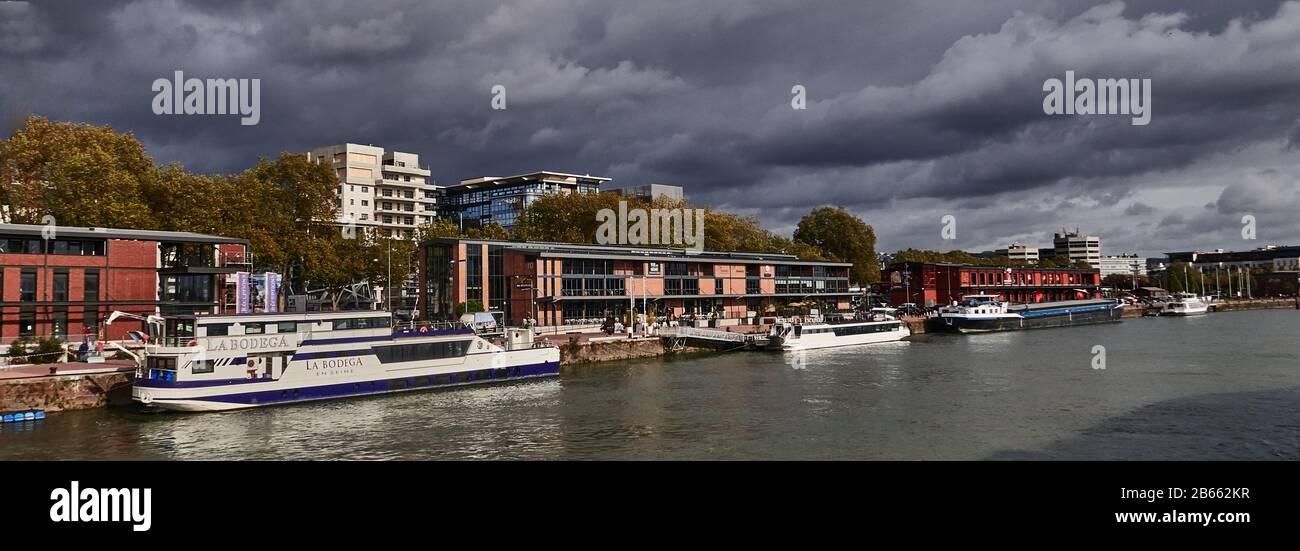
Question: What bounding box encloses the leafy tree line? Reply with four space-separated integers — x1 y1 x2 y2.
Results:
0 117 884 293
0 117 417 308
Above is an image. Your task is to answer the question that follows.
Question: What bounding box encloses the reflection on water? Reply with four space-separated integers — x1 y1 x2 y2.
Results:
2 309 1298 460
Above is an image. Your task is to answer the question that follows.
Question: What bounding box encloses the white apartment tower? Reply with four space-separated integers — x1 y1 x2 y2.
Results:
308 143 442 239
1053 229 1102 268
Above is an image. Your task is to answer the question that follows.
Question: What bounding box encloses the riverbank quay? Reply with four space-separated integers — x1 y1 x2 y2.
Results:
0 360 136 413
1209 297 1300 312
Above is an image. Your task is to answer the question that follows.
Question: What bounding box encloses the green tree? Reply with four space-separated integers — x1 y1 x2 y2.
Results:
793 207 878 285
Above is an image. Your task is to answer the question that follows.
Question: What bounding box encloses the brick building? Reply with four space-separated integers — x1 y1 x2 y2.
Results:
418 238 854 326
1 224 249 344
885 262 1102 307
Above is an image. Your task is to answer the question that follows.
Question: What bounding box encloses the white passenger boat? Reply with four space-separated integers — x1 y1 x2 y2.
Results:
767 311 910 351
128 310 559 412
1160 293 1209 316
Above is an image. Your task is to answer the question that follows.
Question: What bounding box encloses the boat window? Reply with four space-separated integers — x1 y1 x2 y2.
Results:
204 324 229 336
276 321 297 334
334 319 352 330
373 340 472 364
243 322 265 335
191 359 215 374
147 357 177 371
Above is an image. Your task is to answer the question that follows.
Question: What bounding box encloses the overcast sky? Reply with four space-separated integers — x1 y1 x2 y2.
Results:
3 0 1300 258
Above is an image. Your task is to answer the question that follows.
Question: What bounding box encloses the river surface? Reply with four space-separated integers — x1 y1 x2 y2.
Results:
2 309 1297 460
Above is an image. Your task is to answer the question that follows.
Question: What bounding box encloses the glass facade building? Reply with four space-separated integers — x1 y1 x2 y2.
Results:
438 171 610 229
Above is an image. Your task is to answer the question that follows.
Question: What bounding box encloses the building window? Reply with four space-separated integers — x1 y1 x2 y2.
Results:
84 308 98 335
20 269 36 302
19 310 35 337
53 270 69 301
84 270 100 302
715 279 724 295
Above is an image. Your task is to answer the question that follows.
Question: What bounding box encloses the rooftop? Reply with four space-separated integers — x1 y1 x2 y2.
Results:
0 223 248 245
452 171 612 189
424 237 851 267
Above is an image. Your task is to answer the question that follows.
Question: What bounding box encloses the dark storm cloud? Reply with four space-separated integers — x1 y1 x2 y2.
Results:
3 0 1300 256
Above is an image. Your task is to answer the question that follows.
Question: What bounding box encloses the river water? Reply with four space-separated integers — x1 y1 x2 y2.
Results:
2 309 1297 460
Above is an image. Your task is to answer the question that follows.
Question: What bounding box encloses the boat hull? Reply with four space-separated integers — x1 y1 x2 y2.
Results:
773 326 910 351
927 305 1122 334
133 349 560 412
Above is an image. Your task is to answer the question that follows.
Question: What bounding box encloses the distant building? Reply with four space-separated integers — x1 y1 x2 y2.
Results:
1133 286 1169 298
439 171 610 230
1099 254 1145 278
1166 246 1300 272
995 243 1039 263
1038 247 1057 261
307 143 440 239
1053 229 1101 268
609 183 684 202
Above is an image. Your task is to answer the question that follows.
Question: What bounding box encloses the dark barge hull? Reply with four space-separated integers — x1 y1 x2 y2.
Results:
926 305 1123 334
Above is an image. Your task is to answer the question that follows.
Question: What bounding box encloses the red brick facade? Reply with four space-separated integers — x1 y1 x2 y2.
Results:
886 262 1102 307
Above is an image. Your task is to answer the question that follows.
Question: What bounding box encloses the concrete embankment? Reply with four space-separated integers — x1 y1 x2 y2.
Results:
1209 298 1300 312
0 361 137 413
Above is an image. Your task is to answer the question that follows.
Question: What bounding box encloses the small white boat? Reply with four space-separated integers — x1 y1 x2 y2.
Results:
767 310 910 351
1160 293 1208 316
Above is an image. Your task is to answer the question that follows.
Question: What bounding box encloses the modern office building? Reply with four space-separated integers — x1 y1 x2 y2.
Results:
307 143 441 239
0 224 249 343
610 183 684 203
439 171 610 230
994 243 1039 263
1053 229 1101 268
1099 254 1146 278
885 261 1102 307
417 238 854 326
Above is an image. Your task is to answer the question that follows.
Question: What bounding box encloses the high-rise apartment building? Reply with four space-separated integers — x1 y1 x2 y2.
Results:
307 144 442 239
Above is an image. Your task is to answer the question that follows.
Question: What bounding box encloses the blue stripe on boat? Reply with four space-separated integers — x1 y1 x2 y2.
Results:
147 361 560 406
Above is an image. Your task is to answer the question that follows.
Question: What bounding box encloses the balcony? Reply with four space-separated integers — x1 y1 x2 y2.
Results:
381 163 431 177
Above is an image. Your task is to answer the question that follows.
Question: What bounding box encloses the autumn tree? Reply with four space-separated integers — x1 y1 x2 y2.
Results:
793 207 878 284
0 116 159 228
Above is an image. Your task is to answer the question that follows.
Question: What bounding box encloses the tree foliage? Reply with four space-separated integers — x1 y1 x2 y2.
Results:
512 191 830 259
793 206 877 285
0 116 159 228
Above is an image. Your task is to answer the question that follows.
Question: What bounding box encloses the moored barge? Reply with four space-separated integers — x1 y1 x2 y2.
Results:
927 295 1123 333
